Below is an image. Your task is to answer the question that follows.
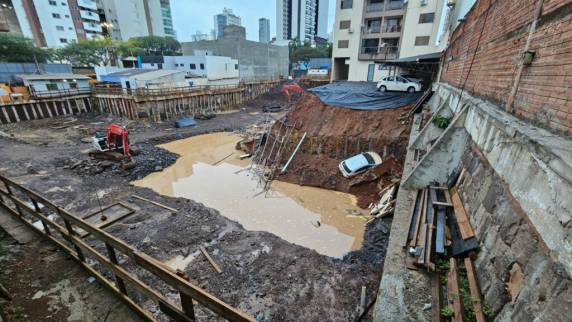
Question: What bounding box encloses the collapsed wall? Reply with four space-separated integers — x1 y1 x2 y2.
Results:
269 92 410 207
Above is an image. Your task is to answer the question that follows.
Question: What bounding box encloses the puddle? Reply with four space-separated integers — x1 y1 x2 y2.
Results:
132 132 366 258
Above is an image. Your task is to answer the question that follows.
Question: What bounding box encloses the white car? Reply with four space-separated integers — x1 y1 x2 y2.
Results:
377 76 422 93
339 152 383 178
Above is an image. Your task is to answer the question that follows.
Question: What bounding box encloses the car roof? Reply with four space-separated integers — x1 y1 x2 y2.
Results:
344 154 369 172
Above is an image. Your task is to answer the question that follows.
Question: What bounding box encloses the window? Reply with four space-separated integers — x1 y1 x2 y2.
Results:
60 38 68 43
341 0 353 9
338 40 349 48
52 13 61 19
200 63 205 70
414 36 430 46
61 2 66 5
419 13 435 24
235 64 238 70
339 20 351 29
65 14 70 18
69 82 78 89
190 63 196 69
46 83 59 91
68 27 73 30
174 63 178 67
49 0 56 5
56 26 64 31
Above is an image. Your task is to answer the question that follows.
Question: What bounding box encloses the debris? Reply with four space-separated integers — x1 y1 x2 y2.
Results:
262 106 282 113
465 257 486 322
239 154 252 160
175 117 197 128
87 276 96 283
280 132 307 174
131 195 178 212
359 286 366 312
199 246 222 274
212 152 235 166
0 283 12 300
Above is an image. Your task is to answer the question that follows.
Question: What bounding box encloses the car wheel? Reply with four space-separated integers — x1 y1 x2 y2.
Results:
407 86 415 93
379 85 387 92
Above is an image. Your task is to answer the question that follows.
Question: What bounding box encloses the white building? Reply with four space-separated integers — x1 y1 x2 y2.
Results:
128 51 240 86
98 0 175 41
213 8 241 40
16 73 91 96
276 0 329 42
331 0 457 82
259 17 270 43
12 0 103 48
99 69 187 89
9 0 174 48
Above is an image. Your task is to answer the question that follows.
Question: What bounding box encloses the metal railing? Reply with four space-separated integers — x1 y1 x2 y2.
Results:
365 0 404 12
381 23 402 33
29 88 92 99
387 0 405 10
0 174 255 322
360 46 399 60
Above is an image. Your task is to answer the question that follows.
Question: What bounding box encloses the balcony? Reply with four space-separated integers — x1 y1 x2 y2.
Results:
77 0 97 10
358 46 399 61
381 23 402 33
80 10 100 21
366 0 405 12
83 21 103 33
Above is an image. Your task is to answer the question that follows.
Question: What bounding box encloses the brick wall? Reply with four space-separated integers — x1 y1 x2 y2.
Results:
441 0 572 135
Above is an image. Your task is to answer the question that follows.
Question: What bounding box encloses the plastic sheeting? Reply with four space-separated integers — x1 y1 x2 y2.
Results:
308 81 421 110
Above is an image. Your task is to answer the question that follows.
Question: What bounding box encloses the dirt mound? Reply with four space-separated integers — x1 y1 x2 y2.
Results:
269 92 411 207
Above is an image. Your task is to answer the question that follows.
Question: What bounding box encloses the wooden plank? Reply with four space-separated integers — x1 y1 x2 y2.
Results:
417 189 430 266
199 246 223 274
425 193 436 268
450 188 475 240
411 189 426 250
448 258 463 322
414 189 428 263
464 257 486 322
405 190 421 247
131 195 178 213
431 273 441 322
432 201 453 207
454 168 467 187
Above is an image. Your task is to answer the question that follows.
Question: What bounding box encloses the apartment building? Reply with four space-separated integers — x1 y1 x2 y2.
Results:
259 17 270 43
213 8 241 40
4 0 175 48
331 0 450 82
276 0 329 43
9 0 102 47
98 0 175 41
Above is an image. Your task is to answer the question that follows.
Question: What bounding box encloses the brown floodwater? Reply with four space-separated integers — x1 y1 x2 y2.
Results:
132 132 366 258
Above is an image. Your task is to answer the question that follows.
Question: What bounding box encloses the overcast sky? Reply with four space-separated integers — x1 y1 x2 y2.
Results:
170 0 336 42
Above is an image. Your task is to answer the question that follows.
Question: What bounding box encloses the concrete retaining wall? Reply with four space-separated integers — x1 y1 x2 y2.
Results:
374 82 572 321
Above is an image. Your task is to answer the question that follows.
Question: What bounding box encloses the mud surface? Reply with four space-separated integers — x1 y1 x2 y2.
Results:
0 90 391 321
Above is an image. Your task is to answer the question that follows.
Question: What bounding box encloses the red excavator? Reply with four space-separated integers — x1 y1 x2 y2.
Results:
282 83 303 102
90 123 136 169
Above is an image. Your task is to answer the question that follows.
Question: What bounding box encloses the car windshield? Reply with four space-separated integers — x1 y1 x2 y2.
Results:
344 154 369 172
362 153 375 164
342 163 351 173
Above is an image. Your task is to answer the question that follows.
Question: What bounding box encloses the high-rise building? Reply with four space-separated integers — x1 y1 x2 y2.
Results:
10 0 102 48
276 0 329 43
98 0 176 41
331 0 450 82
213 8 241 40
259 17 270 43
6 0 175 48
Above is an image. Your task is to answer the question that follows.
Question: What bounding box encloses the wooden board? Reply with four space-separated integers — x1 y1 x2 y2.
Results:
450 188 475 240
405 190 422 247
199 246 222 274
464 257 486 322
431 273 441 322
412 189 427 249
448 257 463 322
435 209 446 254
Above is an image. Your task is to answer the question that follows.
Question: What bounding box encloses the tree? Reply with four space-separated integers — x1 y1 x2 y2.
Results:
289 39 332 63
125 36 181 56
55 37 121 67
0 33 52 63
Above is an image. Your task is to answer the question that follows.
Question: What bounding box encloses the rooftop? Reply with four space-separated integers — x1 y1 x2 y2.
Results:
15 73 91 81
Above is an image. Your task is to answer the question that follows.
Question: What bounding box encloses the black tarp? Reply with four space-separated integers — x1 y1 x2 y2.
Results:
308 81 421 111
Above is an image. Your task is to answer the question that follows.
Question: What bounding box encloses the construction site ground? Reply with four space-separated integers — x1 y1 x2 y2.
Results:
0 89 398 321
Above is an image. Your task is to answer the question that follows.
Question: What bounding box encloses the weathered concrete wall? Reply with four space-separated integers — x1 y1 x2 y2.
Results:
457 143 572 321
374 82 572 321
0 96 92 124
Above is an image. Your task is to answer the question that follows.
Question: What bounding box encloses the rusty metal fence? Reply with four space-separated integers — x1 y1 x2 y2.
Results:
0 174 254 322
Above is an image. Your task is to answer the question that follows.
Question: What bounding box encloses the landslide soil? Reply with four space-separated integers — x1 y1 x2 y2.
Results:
275 93 410 207
0 89 391 321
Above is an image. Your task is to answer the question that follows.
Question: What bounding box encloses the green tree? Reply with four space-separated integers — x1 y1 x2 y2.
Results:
289 39 332 63
0 33 52 63
55 37 121 66
125 36 181 56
